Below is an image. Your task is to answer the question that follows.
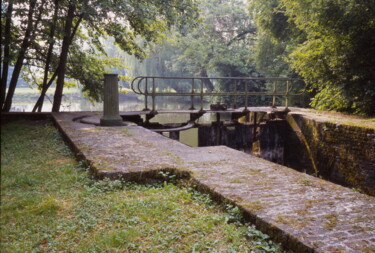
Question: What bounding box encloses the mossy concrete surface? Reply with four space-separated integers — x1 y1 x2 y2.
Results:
53 112 375 253
287 108 375 129
285 108 375 195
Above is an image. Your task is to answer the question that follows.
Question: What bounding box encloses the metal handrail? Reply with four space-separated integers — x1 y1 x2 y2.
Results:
130 76 305 112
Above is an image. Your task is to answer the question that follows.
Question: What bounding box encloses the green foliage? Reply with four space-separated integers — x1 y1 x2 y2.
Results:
283 0 375 115
175 0 257 75
126 0 268 107
1 0 199 110
1 120 284 252
67 49 127 102
250 0 375 115
249 0 297 77
225 204 243 224
247 225 281 252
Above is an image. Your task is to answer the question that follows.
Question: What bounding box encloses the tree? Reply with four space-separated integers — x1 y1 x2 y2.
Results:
32 0 59 112
51 2 76 112
1 0 199 112
0 0 14 108
249 0 375 115
129 0 265 106
282 0 375 115
249 0 294 77
2 0 38 112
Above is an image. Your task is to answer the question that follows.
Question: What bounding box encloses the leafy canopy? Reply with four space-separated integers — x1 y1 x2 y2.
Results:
125 0 266 106
1 0 199 110
249 0 375 115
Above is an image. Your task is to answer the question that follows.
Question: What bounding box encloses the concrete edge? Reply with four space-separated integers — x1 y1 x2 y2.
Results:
5 112 374 252
50 113 316 252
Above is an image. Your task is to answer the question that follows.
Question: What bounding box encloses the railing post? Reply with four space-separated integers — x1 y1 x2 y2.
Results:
100 74 124 126
285 80 290 111
244 81 249 111
190 78 195 110
130 76 304 113
272 80 276 108
152 77 156 112
200 79 204 111
144 78 149 111
233 81 237 109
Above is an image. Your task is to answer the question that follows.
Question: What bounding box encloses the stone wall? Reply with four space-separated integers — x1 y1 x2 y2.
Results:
197 113 375 196
285 114 375 195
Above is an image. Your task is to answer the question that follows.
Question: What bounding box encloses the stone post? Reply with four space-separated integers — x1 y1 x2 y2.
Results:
100 74 124 126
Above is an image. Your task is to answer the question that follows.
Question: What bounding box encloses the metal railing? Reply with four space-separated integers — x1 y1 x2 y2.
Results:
130 76 305 112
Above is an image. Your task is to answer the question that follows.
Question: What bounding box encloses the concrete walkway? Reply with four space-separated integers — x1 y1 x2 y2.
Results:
53 112 375 253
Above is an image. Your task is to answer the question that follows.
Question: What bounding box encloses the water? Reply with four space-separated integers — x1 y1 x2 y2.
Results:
10 90 231 147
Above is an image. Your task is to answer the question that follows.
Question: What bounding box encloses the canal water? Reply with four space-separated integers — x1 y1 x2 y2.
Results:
11 90 233 147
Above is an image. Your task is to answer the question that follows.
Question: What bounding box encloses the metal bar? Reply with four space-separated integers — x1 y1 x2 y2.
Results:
233 80 237 109
132 78 304 97
245 80 248 110
144 78 149 110
272 80 276 108
190 78 195 110
285 80 289 109
135 91 301 97
134 76 301 82
200 79 204 111
138 77 145 94
130 76 306 112
152 77 155 112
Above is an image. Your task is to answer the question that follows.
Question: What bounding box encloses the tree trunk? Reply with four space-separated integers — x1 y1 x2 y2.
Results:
33 0 59 112
199 68 214 92
32 68 58 112
35 10 83 112
52 3 75 112
2 0 37 112
1 1 14 110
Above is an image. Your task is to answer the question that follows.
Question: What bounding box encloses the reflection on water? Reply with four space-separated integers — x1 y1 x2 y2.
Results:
11 94 205 112
12 94 228 147
149 113 198 147
149 111 233 147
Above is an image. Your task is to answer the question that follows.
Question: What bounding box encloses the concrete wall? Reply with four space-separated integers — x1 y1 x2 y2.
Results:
4 112 372 195
285 114 375 195
197 114 375 195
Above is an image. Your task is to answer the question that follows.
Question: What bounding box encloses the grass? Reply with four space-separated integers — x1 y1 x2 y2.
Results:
298 178 315 187
1 120 283 252
241 201 264 212
324 213 339 230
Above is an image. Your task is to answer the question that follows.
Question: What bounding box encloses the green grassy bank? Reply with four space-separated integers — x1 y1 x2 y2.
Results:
1 120 283 252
